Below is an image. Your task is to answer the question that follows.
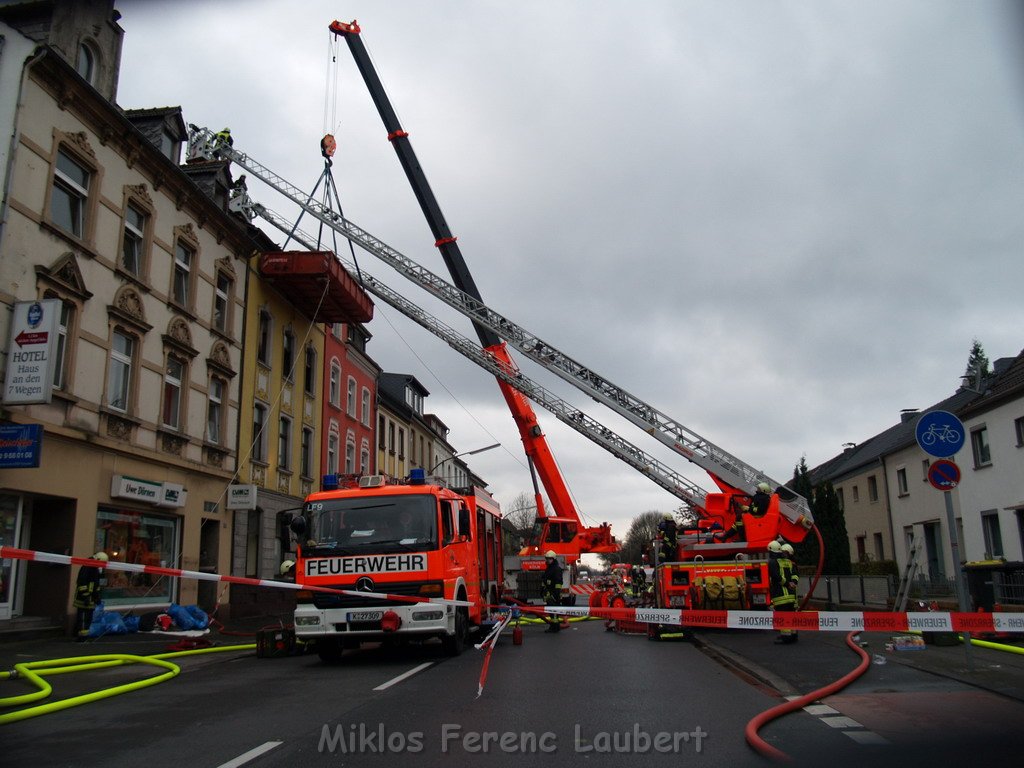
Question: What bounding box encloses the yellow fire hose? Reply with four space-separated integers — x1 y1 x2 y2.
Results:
0 644 255 725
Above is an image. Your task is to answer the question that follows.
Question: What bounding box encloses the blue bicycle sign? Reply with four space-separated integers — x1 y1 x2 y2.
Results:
915 410 966 458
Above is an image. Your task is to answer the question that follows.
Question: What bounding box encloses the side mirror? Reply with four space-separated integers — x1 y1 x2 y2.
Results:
458 506 471 539
289 515 307 537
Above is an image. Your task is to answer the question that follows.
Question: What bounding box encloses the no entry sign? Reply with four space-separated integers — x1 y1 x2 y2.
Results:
928 459 961 491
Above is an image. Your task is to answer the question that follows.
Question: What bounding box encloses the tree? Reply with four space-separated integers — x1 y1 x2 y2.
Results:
501 491 537 557
791 457 852 575
599 510 664 567
963 338 991 388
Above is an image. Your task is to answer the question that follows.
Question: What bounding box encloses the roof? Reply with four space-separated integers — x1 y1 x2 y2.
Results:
812 347 1024 484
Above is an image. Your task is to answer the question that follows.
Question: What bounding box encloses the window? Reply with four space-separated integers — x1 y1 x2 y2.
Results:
896 468 908 496
278 416 292 470
361 387 371 426
346 377 357 416
405 386 423 414
95 508 179 607
1015 416 1024 448
256 309 271 366
301 427 314 477
852 485 860 503
398 428 405 459
106 330 133 412
345 434 355 473
331 323 343 340
172 241 193 307
51 150 90 237
921 459 930 480
873 533 885 560
304 347 316 396
52 301 71 390
388 423 395 453
868 475 878 503
282 330 295 381
378 416 386 449
207 378 224 445
76 43 96 84
360 441 370 474
159 130 178 163
856 536 866 561
162 356 184 429
122 204 146 275
327 433 339 475
971 426 992 467
252 403 268 462
329 362 341 406
213 272 231 334
982 511 1003 558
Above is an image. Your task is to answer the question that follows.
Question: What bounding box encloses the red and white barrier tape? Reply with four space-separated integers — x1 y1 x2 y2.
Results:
519 604 1024 634
0 546 470 607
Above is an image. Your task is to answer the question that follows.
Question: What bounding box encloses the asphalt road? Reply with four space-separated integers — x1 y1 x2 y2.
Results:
4 621 1018 767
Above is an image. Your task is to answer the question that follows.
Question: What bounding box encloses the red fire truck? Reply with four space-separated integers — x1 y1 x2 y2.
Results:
289 469 503 661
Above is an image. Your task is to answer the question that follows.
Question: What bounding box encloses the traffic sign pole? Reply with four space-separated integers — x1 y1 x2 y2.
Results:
916 411 972 669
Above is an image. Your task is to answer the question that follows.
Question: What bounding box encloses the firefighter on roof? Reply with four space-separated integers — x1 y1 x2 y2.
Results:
768 541 799 644
541 550 563 633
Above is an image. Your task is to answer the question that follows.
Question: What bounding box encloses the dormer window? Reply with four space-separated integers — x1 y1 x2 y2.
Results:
76 42 97 85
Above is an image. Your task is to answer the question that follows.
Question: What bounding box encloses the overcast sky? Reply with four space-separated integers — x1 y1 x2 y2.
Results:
116 1 1024 541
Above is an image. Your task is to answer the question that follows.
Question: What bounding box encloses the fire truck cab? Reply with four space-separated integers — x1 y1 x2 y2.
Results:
290 470 502 661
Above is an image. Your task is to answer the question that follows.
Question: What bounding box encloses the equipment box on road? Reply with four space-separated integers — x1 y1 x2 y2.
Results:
257 627 296 658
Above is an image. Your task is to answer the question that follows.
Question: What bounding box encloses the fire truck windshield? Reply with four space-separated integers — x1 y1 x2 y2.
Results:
305 495 438 554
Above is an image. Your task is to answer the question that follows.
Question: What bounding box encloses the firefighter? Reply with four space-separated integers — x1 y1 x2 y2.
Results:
631 564 647 598
768 541 799 644
73 552 108 641
213 127 233 158
749 482 773 517
657 514 678 562
541 550 563 633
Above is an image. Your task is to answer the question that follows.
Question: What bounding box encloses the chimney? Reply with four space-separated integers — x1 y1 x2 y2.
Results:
900 409 919 424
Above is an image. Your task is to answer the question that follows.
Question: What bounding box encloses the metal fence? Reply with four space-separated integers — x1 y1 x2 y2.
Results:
994 571 1024 606
799 574 896 607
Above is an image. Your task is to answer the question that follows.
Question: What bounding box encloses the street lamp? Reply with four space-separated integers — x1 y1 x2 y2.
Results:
427 442 501 477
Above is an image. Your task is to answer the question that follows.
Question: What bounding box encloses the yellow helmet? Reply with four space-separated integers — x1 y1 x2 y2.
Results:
280 559 295 575
92 551 109 562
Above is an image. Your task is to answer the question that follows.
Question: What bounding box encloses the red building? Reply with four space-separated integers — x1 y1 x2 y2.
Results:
321 322 380 482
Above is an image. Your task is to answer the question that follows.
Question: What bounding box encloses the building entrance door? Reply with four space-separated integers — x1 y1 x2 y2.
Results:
0 494 24 620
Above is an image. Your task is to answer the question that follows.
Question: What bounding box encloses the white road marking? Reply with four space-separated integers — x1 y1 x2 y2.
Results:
844 731 891 745
802 704 840 716
216 741 283 768
820 716 864 729
373 661 434 691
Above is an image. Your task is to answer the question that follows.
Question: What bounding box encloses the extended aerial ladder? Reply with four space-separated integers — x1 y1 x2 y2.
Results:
192 125 812 552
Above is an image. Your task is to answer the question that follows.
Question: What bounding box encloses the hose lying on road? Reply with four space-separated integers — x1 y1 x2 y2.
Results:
0 644 255 725
745 631 870 763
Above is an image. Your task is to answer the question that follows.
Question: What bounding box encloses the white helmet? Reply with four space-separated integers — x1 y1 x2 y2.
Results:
767 541 782 554
781 543 794 556
544 550 557 559
280 560 295 575
757 482 772 494
92 551 109 562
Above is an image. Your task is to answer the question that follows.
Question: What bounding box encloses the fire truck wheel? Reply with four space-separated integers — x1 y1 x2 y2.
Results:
317 638 345 664
442 607 468 656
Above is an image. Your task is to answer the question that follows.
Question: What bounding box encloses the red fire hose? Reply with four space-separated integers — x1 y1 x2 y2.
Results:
745 631 870 762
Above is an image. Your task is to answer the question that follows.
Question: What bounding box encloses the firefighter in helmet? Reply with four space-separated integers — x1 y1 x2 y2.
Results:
768 540 799 644
657 514 678 562
541 550 563 633
749 482 773 516
74 552 108 641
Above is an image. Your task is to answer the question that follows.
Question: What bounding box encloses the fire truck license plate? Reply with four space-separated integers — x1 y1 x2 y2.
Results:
348 611 383 622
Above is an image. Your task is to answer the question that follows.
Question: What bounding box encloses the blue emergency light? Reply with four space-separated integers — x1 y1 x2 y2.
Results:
322 473 339 490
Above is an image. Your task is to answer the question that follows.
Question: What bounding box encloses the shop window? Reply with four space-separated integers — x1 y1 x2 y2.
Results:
95 508 178 607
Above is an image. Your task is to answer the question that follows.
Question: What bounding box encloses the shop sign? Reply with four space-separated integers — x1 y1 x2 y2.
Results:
0 423 43 468
3 299 60 405
110 475 188 508
226 483 257 510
